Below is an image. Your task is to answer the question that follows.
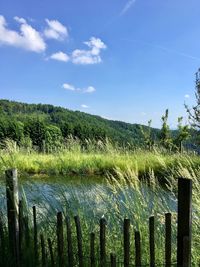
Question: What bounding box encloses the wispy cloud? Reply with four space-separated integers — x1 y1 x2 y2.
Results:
50 51 70 62
120 0 136 16
0 15 46 53
81 104 89 108
62 83 96 93
62 83 76 91
84 86 96 93
44 19 68 40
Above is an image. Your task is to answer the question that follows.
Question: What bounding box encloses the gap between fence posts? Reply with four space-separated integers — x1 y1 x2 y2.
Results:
5 169 19 267
177 178 192 267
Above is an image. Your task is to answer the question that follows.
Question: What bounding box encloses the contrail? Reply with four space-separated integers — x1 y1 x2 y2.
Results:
120 0 137 16
122 39 200 61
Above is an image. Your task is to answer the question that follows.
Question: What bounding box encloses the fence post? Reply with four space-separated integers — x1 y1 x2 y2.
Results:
0 215 5 266
74 216 83 267
5 169 19 267
124 218 130 267
135 230 141 267
165 213 171 267
100 218 106 267
110 253 117 267
57 212 64 267
33 206 38 266
177 178 192 267
149 216 155 267
66 216 74 267
90 232 95 267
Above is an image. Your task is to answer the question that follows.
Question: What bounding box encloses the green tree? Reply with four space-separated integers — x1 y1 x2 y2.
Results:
140 120 155 150
174 117 190 153
160 109 172 149
185 69 200 128
24 118 46 150
43 125 63 153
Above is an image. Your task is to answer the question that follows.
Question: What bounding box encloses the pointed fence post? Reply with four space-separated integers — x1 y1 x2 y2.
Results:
5 169 19 267
177 178 192 267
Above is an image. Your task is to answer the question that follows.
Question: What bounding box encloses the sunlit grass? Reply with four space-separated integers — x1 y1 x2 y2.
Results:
1 139 200 264
0 139 200 181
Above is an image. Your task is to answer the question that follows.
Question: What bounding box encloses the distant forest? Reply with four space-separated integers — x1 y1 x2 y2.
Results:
0 99 159 150
0 99 198 152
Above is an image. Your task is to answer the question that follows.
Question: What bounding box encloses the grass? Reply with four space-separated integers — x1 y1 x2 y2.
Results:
0 139 200 181
1 139 200 265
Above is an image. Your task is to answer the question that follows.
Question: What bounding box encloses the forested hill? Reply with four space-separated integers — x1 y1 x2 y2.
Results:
0 99 159 149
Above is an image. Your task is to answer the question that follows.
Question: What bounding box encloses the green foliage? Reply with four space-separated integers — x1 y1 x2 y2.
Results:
43 125 63 153
140 120 156 150
185 69 200 128
174 117 190 152
159 109 173 149
0 99 160 149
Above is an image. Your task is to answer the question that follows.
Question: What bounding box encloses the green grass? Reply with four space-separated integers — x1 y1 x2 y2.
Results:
1 140 200 265
0 139 200 181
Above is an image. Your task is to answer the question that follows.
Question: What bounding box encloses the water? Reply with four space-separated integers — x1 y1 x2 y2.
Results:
0 174 177 228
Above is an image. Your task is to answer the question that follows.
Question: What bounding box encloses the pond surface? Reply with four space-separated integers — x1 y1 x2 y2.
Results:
0 175 177 228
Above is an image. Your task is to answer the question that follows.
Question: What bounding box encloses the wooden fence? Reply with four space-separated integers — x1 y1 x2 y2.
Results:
0 169 192 266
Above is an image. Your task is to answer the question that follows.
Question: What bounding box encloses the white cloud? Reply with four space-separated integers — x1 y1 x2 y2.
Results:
0 15 46 53
184 94 190 98
62 83 76 91
81 104 89 108
84 86 96 93
62 83 96 93
71 37 106 65
120 0 136 16
14 16 27 24
44 19 68 40
50 51 69 62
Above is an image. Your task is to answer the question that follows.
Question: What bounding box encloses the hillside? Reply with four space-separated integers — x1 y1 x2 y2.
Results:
0 99 160 149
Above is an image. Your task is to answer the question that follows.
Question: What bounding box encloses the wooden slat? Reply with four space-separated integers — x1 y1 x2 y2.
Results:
90 232 95 267
33 205 38 266
0 216 5 266
100 218 106 267
149 216 155 267
66 216 74 267
110 253 116 267
57 212 64 267
135 230 141 267
124 218 130 267
18 200 23 265
74 215 83 267
165 213 171 267
5 169 19 267
48 238 55 267
40 234 46 267
177 178 192 267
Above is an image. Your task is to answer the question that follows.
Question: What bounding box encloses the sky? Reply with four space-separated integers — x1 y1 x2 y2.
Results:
0 0 200 128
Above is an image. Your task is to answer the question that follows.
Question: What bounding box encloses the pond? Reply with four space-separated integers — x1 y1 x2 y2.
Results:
0 174 177 228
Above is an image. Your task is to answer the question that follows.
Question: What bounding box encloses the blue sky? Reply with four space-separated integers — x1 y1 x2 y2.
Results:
0 0 199 128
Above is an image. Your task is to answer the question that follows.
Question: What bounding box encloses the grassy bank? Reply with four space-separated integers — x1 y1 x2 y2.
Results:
0 140 200 180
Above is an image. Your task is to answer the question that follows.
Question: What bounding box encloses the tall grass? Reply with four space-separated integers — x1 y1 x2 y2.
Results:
1 139 200 264
21 164 199 265
0 138 200 180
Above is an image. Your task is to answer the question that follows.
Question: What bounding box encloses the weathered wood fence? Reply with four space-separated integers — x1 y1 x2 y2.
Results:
0 169 192 266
